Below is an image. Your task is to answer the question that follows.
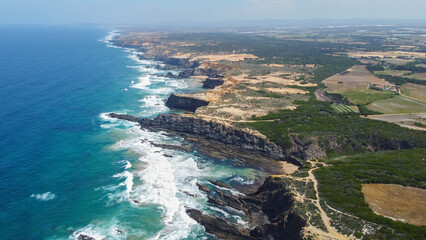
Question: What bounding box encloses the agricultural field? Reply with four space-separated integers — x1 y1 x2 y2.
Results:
374 70 412 76
330 104 358 113
362 184 426 226
367 95 426 114
323 65 389 92
366 113 426 131
322 65 399 105
401 83 426 102
341 89 395 105
406 72 426 81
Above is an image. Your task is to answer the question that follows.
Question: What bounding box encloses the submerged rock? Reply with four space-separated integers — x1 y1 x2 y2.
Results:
165 72 176 78
208 180 232 189
196 182 210 193
77 235 95 240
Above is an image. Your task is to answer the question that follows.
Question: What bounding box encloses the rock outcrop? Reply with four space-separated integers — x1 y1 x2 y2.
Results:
165 93 209 112
164 57 200 69
202 78 225 89
187 177 306 240
108 113 284 160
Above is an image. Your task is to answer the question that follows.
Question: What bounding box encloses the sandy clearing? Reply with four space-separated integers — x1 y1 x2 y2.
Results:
266 87 308 94
362 184 426 226
233 73 317 87
345 51 426 59
190 54 258 62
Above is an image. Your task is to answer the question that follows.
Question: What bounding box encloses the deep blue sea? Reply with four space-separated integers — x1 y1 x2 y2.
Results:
0 26 263 239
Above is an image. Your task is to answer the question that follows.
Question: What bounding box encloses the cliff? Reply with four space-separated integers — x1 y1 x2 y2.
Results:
187 177 306 240
202 78 225 89
108 113 285 160
165 93 209 112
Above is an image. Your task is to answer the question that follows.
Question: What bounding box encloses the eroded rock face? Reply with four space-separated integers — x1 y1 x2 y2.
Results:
186 208 254 240
187 177 306 240
108 113 285 160
202 78 224 89
165 94 209 112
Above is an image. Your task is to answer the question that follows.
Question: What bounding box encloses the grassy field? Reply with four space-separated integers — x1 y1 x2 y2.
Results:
406 72 426 81
315 149 426 239
401 83 426 102
341 89 395 105
330 104 358 113
367 95 426 114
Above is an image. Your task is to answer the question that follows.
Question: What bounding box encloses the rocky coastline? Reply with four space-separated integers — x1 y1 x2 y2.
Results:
106 44 305 239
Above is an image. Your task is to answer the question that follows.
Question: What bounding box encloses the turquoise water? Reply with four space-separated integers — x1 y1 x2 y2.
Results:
0 26 262 239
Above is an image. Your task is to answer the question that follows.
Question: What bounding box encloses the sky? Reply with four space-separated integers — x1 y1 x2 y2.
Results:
0 0 425 25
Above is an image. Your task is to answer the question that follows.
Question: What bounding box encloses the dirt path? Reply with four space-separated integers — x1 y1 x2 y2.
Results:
307 162 349 240
195 114 278 123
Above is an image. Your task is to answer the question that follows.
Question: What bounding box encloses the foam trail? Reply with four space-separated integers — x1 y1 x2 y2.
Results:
30 192 56 201
131 75 151 89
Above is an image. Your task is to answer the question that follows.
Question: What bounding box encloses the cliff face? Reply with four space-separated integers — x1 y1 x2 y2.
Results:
165 94 209 112
202 78 225 89
108 113 285 160
187 177 306 240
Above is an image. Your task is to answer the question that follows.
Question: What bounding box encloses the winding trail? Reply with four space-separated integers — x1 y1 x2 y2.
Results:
307 162 349 240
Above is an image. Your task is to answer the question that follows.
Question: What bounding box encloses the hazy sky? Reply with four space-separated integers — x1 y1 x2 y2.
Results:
1 0 425 25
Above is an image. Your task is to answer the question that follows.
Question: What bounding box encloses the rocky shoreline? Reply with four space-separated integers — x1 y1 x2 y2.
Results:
108 113 286 174
105 43 305 239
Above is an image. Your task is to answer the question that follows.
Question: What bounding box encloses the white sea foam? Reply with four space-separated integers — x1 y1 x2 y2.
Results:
139 95 168 115
31 192 56 201
131 75 151 89
230 176 255 185
70 223 128 240
107 127 209 239
124 160 132 169
99 112 136 129
114 171 134 195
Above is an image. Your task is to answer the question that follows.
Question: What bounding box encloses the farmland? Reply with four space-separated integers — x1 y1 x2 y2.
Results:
401 83 426 102
367 94 426 114
330 104 358 113
366 113 426 130
323 65 389 92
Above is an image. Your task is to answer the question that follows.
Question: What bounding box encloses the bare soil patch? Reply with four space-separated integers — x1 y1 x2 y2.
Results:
362 184 426 226
190 54 258 62
345 51 426 59
323 65 389 92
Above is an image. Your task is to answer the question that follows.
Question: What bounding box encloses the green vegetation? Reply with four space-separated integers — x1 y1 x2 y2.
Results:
376 74 426 86
256 90 283 98
414 122 426 128
331 104 357 113
340 90 395 105
179 32 359 86
315 149 426 239
243 98 426 154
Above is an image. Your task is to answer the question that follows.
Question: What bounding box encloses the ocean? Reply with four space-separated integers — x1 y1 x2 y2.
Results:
0 26 263 239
